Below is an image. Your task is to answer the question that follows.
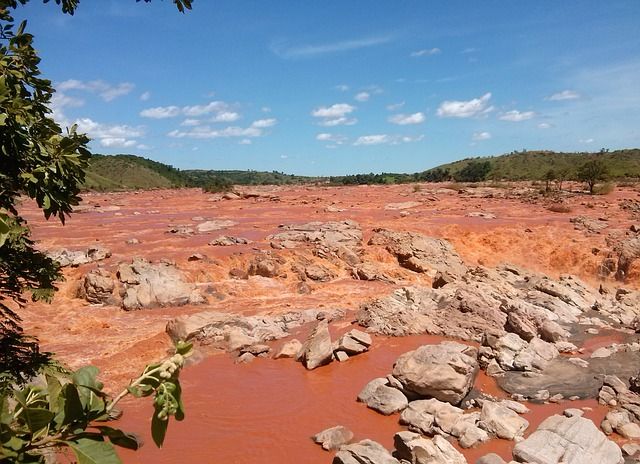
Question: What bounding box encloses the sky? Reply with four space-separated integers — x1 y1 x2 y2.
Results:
14 1 640 175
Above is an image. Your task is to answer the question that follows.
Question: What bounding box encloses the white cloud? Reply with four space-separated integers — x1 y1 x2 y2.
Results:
499 110 535 122
353 134 424 146
140 106 181 119
461 47 478 54
354 92 370 102
388 112 425 125
579 138 595 144
436 92 494 118
136 144 150 150
168 125 264 139
537 122 553 129
139 91 151 101
182 101 229 117
50 92 84 123
74 117 144 149
312 103 357 126
472 131 492 141
57 79 135 102
280 154 288 159
386 101 405 111
251 118 277 128
335 84 350 92
261 106 272 113
211 111 241 122
410 47 441 57
316 133 347 145
181 119 201 126
271 35 392 59
239 139 252 145
546 90 581 101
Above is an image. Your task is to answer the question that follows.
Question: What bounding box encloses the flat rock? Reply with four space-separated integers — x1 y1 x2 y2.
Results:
313 425 354 451
479 401 529 440
297 320 333 370
333 439 399 464
393 432 467 464
364 385 408 415
196 219 237 232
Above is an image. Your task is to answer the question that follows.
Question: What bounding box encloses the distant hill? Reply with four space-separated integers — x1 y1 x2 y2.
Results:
84 149 640 191
423 149 640 181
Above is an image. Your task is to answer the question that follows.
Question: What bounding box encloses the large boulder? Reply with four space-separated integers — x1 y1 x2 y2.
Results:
48 246 111 267
79 268 117 304
312 425 353 451
363 385 408 415
296 320 333 370
393 432 467 464
479 401 529 440
333 439 399 464
512 414 623 464
118 259 204 310
368 229 467 277
392 342 479 404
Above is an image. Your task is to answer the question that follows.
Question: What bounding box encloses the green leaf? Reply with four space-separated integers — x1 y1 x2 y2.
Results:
67 437 122 464
61 383 84 425
22 407 54 433
95 426 142 451
150 409 168 448
72 366 102 390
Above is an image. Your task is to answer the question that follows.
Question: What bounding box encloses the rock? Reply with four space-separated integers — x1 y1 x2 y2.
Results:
512 414 623 464
247 256 282 278
240 344 270 356
196 219 237 232
336 329 372 355
467 211 497 219
499 399 530 414
479 401 529 440
603 375 628 394
563 408 584 417
187 253 206 261
506 311 538 341
599 385 617 405
540 320 570 342
358 378 389 403
235 352 255 364
617 422 640 439
459 425 490 448
393 432 467 464
364 385 408 415
48 246 111 267
570 216 609 234
304 264 335 282
392 342 479 404
225 327 258 351
353 263 393 283
208 235 251 246
476 454 507 464
385 201 422 210
79 268 116 304
335 351 349 362
296 320 333 370
622 443 640 456
333 439 399 464
400 398 464 435
313 425 354 451
274 339 303 359
369 229 468 276
592 347 613 358
117 258 204 310
399 401 436 435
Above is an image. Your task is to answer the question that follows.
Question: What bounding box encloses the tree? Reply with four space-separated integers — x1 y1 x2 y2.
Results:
543 169 556 193
1 1 192 462
453 161 491 182
577 159 608 194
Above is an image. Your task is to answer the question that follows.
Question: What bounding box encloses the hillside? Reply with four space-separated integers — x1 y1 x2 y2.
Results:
424 149 640 181
84 154 188 190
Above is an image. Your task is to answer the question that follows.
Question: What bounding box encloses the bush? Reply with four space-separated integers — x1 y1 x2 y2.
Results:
202 177 233 193
594 182 615 195
453 161 491 182
547 203 572 213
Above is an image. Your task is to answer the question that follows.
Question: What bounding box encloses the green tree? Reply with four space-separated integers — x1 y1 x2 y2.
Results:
453 161 492 182
543 169 556 193
577 159 608 194
1 1 193 462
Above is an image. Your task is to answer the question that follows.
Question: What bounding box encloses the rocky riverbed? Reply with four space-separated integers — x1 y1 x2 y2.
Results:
18 182 640 463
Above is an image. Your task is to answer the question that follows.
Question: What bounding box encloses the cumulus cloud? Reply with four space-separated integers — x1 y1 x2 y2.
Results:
140 106 181 119
139 91 151 101
271 35 392 59
140 101 240 123
353 134 424 146
312 103 357 126
211 111 241 122
546 90 581 101
388 112 425 125
436 92 493 118
386 101 405 111
57 79 135 102
50 92 84 123
74 117 144 148
579 138 595 144
354 92 370 102
335 84 350 92
499 110 535 122
316 133 347 145
410 47 441 57
251 118 277 128
472 131 492 141
168 124 266 139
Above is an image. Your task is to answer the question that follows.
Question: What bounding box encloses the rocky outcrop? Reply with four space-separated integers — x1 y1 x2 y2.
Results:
483 332 559 372
48 246 111 267
368 229 467 276
333 440 399 464
247 255 284 278
208 235 251 246
79 268 117 304
196 219 237 232
118 259 204 310
296 320 333 370
392 342 479 405
512 414 623 464
269 220 362 266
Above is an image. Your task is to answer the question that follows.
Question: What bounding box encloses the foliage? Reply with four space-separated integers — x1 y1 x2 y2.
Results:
0 341 193 463
594 181 615 195
85 155 182 191
416 167 450 183
453 161 491 182
577 159 609 194
201 176 233 193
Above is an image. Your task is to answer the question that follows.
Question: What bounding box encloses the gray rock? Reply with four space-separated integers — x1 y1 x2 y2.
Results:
393 432 467 464
364 385 408 415
313 425 354 451
479 401 529 440
333 439 399 464
512 414 623 464
49 246 111 267
297 320 333 370
392 342 479 404
476 453 507 464
79 268 116 304
358 378 389 403
399 401 436 435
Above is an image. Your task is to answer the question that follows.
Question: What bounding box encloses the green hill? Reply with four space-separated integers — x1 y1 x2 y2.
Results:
424 149 640 181
84 154 188 190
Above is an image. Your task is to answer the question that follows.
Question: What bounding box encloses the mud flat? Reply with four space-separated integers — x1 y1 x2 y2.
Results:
18 182 640 463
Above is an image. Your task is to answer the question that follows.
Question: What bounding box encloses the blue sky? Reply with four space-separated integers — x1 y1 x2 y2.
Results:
15 1 640 175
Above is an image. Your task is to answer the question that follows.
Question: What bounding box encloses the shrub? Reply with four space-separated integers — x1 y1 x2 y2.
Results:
547 203 572 213
453 161 492 182
594 182 615 195
202 177 233 193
